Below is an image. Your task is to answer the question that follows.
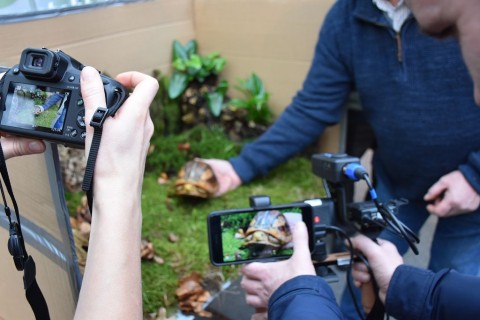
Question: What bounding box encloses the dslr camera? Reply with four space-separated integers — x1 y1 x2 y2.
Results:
0 48 129 148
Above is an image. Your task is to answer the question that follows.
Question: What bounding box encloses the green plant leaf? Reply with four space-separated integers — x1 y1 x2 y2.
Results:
168 72 188 99
229 98 249 109
172 58 187 71
184 39 198 58
186 54 202 70
216 80 229 95
172 39 198 62
172 40 188 62
207 92 225 117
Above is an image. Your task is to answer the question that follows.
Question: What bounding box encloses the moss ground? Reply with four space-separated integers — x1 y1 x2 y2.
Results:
65 127 326 316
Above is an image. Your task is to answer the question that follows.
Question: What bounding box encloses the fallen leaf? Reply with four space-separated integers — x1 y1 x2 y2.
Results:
157 172 169 185
168 233 179 243
141 239 155 260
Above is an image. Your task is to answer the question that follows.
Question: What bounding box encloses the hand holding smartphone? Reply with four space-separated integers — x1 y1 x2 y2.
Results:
207 203 314 266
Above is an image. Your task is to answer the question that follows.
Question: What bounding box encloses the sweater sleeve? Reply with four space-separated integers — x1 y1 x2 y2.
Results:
268 275 344 320
386 265 480 320
458 151 480 194
229 1 354 183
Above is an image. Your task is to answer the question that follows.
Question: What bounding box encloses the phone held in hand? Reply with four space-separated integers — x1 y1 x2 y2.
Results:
207 202 314 266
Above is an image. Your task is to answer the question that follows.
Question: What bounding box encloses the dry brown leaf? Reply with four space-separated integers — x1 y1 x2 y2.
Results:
141 239 155 261
176 272 212 318
148 144 155 155
153 255 165 265
177 142 190 152
157 172 169 185
168 233 179 243
78 221 91 237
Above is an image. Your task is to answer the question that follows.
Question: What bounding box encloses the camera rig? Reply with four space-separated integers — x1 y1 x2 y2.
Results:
309 153 419 267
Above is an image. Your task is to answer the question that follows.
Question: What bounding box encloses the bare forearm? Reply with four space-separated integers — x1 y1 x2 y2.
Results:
74 196 143 320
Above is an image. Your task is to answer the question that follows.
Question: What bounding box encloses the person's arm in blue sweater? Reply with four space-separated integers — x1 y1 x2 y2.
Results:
230 3 354 183
268 276 344 320
204 2 354 195
386 265 480 320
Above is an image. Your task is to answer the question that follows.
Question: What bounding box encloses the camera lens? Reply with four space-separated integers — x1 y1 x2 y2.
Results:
31 55 45 68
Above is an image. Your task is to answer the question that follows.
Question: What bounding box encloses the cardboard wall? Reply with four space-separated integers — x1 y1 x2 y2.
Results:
0 146 80 320
0 0 196 76
193 0 343 153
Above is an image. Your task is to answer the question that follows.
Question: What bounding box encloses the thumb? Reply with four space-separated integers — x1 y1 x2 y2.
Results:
350 234 376 254
1 137 45 159
291 221 311 259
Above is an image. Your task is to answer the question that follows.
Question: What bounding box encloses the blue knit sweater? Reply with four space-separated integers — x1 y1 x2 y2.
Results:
230 0 480 202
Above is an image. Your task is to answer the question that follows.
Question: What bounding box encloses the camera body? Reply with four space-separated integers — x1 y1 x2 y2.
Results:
0 48 129 148
309 153 389 265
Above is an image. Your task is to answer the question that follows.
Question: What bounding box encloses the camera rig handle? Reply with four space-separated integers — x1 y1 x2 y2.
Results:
249 195 271 209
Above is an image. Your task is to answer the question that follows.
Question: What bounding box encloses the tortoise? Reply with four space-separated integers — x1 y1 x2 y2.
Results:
175 160 219 198
241 210 292 257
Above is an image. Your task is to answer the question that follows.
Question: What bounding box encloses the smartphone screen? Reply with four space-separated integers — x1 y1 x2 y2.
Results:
208 203 314 266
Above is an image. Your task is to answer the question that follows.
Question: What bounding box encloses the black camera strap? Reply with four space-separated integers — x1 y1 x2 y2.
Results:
0 143 50 320
81 107 111 212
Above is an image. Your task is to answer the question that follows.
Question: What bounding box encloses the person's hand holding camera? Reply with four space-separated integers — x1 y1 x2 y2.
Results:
0 73 46 159
350 235 403 313
240 221 315 316
0 135 45 160
74 66 158 320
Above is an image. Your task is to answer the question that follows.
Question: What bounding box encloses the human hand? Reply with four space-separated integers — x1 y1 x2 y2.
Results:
250 309 267 320
0 72 46 160
201 158 242 196
75 67 158 319
0 136 45 160
424 170 480 217
240 221 315 310
350 235 403 304
80 66 157 202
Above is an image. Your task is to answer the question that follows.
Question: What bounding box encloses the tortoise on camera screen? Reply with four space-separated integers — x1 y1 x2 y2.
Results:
241 210 292 257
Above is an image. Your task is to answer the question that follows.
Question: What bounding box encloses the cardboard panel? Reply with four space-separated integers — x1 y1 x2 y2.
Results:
194 0 335 115
194 0 343 152
0 0 196 76
0 145 79 319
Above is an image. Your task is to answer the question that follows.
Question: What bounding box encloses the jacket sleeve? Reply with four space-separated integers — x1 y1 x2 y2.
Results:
459 151 480 193
268 275 344 320
229 2 354 183
386 265 480 320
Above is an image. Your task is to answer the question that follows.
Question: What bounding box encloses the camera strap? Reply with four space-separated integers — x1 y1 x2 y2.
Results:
0 143 50 320
81 107 111 212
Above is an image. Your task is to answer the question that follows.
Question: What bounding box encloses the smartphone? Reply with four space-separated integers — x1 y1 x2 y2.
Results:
207 203 314 266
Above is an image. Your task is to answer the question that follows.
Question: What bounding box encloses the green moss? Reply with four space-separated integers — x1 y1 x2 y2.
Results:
65 126 326 316
140 155 325 315
146 125 242 174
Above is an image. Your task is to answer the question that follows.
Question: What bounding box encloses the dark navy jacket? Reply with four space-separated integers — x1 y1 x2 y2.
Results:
269 267 480 319
230 0 480 202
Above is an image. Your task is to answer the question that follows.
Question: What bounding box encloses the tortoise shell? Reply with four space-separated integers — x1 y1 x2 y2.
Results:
242 210 292 249
175 160 219 198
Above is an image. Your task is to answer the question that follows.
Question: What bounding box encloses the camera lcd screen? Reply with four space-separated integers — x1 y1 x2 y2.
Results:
210 206 309 265
2 82 71 134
